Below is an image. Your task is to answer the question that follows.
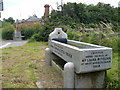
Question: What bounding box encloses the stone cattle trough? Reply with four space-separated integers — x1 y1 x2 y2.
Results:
45 28 112 88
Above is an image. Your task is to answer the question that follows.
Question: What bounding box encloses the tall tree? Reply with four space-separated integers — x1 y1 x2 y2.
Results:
48 2 118 28
3 17 15 24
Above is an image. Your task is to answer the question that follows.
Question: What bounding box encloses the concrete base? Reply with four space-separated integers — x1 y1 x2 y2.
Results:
51 60 64 77
13 37 22 40
45 48 64 77
45 48 52 65
13 32 22 40
63 62 105 88
45 48 106 89
64 62 74 88
45 48 61 65
75 71 105 88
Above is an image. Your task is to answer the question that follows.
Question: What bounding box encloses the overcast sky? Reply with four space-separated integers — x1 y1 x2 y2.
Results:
1 0 120 20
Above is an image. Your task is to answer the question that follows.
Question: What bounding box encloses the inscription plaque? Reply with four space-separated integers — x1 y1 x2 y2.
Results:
49 28 112 73
49 40 112 73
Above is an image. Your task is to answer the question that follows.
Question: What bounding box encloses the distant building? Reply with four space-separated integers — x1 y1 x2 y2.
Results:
16 4 50 32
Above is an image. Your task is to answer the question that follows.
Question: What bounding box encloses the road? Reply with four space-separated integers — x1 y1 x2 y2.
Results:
0 40 28 49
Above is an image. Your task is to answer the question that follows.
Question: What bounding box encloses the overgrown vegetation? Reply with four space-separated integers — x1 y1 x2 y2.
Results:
29 2 119 42
2 22 15 40
21 22 41 40
3 17 15 24
2 2 119 41
1 41 119 88
1 21 42 40
1 2 119 88
2 42 63 88
28 2 119 88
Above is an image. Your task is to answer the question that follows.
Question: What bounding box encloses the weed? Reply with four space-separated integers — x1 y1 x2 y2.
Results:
2 42 63 88
28 62 37 69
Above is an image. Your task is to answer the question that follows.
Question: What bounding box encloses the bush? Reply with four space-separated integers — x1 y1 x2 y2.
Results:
112 24 120 32
2 22 11 28
67 29 81 41
87 23 99 28
29 33 41 42
21 26 35 40
101 35 119 52
29 25 49 42
2 24 15 40
33 22 41 33
21 23 43 40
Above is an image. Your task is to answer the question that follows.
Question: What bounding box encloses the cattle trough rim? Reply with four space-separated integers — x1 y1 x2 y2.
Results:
50 40 112 51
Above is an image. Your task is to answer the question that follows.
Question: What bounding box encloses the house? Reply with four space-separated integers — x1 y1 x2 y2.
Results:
16 4 50 32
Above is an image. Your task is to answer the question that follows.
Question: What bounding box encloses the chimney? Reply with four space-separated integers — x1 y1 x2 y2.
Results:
44 4 50 20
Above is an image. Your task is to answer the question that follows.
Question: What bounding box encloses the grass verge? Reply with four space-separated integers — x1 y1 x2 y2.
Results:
1 41 119 88
105 52 119 88
2 42 63 88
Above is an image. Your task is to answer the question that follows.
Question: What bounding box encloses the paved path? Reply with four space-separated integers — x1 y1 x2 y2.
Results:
0 40 28 49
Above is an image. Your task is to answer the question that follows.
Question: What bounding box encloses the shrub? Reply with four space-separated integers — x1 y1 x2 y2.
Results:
21 26 35 40
87 23 99 28
57 25 71 32
101 35 119 52
33 22 41 32
2 22 12 28
21 23 43 40
29 25 48 42
2 24 15 40
29 33 41 42
112 24 120 32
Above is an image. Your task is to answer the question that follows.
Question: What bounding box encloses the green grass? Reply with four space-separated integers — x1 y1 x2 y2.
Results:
0 28 2 39
1 41 119 88
2 42 63 88
105 52 119 88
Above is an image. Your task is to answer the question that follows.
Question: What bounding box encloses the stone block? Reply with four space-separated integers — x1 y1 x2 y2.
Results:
64 62 74 88
49 40 112 73
75 71 105 88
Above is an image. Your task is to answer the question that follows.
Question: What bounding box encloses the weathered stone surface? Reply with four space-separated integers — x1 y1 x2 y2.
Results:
51 60 64 77
13 32 22 40
36 81 43 88
49 40 112 73
45 48 52 65
67 40 103 48
75 71 105 88
46 28 112 88
45 48 61 65
49 28 67 40
64 62 74 88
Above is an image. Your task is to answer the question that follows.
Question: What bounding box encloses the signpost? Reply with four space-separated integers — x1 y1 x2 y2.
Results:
0 0 3 19
0 0 3 11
